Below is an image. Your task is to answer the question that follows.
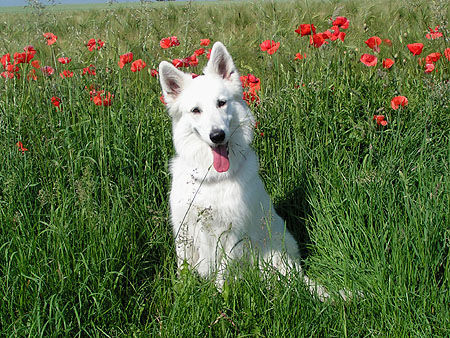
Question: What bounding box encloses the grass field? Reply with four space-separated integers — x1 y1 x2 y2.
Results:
0 0 449 335
0 2 144 14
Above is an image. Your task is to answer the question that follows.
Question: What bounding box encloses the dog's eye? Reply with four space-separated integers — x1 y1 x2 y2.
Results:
217 100 227 108
191 107 201 114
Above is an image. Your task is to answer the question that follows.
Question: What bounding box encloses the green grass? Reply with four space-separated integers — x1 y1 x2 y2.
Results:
0 0 449 335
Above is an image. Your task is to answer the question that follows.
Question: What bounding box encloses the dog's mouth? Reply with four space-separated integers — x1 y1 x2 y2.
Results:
211 143 229 173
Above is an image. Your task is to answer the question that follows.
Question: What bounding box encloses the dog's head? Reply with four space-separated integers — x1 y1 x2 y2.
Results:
159 42 254 177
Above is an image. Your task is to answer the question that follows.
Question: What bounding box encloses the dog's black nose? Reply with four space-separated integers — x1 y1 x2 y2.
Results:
209 129 225 144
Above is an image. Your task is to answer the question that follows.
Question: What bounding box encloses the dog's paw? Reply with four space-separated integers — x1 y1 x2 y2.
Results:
306 278 363 302
309 283 331 302
338 288 365 302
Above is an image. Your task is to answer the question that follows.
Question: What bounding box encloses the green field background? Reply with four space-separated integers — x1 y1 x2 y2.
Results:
0 0 448 336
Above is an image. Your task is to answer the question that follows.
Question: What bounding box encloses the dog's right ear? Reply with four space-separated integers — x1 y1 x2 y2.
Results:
204 42 239 81
159 61 189 104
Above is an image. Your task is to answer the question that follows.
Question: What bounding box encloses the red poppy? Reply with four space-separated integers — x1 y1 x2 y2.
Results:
365 36 382 52
295 24 316 36
310 33 328 48
243 91 260 105
191 73 199 79
82 64 96 76
31 60 40 69
5 63 13 71
390 96 408 110
160 36 180 49
87 38 96 51
188 55 198 67
425 26 443 40
86 38 104 51
160 38 171 49
130 59 146 72
14 48 35 64
326 26 345 41
326 26 345 42
424 63 435 73
16 141 28 154
373 115 387 126
58 57 72 64
42 66 54 76
59 70 74 78
13 52 27 64
159 95 166 105
294 52 306 60
407 43 424 56
246 73 259 85
337 31 346 42
425 52 441 64
382 58 394 69
260 40 280 55
383 39 392 46
95 92 112 106
51 96 62 109
360 53 378 66
90 90 113 106
151 69 158 77
91 90 104 106
240 76 250 88
43 32 57 45
1 71 15 79
445 48 450 61
172 58 186 68
200 39 210 46
1 53 10 68
171 36 180 46
5 67 18 76
206 49 212 59
332 16 349 29
172 55 198 68
322 30 332 39
118 52 133 68
27 69 37 81
240 73 260 93
23 45 36 61
194 48 205 56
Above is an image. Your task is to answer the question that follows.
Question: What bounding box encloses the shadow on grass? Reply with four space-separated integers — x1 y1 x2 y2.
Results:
274 182 313 262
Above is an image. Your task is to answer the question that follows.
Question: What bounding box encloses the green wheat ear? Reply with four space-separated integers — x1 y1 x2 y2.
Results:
222 279 231 303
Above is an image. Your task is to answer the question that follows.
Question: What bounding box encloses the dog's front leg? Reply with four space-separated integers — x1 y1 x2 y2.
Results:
173 220 199 274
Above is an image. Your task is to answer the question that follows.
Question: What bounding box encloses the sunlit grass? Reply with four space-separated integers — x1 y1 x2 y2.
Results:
0 0 448 335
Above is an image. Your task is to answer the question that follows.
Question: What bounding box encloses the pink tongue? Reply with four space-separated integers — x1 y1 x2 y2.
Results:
212 144 229 173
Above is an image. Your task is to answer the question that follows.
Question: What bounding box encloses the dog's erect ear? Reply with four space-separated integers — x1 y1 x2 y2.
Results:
204 42 238 80
159 61 189 101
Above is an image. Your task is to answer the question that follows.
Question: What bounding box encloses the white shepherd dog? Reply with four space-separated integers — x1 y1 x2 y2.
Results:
159 42 342 300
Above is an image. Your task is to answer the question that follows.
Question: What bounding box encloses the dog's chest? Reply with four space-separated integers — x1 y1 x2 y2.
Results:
193 179 249 230
172 174 255 234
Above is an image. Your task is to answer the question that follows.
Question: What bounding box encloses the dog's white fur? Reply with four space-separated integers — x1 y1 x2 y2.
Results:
159 42 334 300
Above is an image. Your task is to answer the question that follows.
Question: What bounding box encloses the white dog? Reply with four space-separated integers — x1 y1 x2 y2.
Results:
159 42 338 300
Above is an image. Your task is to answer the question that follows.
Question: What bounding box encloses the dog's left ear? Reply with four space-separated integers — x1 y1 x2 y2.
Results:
204 42 239 81
159 61 189 100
